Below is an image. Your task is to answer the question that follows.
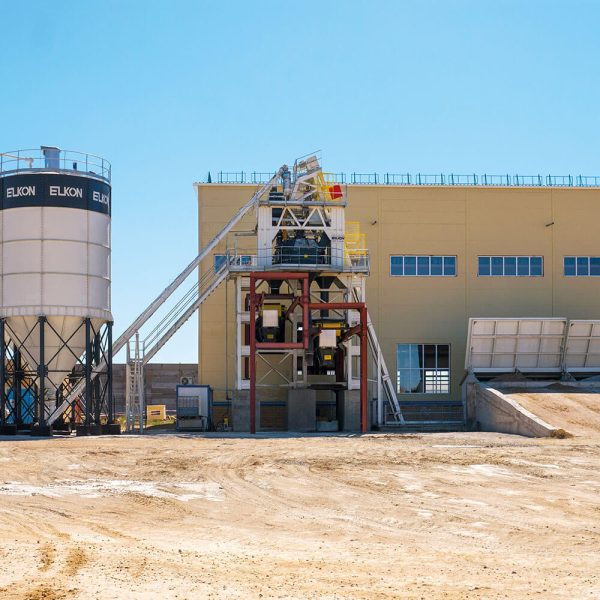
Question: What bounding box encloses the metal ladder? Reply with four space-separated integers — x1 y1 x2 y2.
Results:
46 168 284 426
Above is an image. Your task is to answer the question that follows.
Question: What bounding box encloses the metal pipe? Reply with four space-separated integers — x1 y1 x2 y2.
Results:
256 342 304 349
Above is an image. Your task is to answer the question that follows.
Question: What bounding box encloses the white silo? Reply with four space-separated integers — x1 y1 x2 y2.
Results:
0 147 115 435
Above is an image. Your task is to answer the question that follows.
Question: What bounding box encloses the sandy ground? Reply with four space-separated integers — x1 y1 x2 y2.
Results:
498 385 600 436
0 431 599 600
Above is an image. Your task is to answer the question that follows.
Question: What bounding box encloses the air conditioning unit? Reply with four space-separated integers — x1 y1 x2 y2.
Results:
180 376 194 386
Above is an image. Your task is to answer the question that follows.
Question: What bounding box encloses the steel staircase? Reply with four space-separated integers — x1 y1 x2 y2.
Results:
351 289 405 425
46 168 284 426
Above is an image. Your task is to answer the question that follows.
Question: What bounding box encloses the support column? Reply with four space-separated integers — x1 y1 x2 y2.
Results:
360 307 368 433
85 318 92 428
38 316 46 427
13 346 21 427
377 346 383 427
249 275 257 434
31 316 51 436
93 330 101 425
0 319 5 428
107 322 114 424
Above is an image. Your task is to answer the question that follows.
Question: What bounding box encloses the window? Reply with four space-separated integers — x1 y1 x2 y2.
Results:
564 256 600 276
214 253 254 272
478 256 543 277
214 254 227 272
396 344 450 394
390 255 456 276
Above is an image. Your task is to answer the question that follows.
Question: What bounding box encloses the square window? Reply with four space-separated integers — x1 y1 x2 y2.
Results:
396 344 450 394
491 257 504 276
577 256 589 276
390 256 403 276
431 256 443 276
530 256 543 276
404 256 417 276
504 256 517 276
478 256 491 276
564 257 576 276
517 256 529 276
443 256 456 276
591 257 600 276
417 256 430 276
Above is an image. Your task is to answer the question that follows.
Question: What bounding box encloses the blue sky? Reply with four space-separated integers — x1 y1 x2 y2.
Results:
1 0 599 363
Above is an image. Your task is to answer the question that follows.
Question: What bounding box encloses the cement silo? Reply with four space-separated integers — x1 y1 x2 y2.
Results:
0 147 116 436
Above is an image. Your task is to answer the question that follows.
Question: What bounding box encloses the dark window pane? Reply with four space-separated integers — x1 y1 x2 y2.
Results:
517 256 529 276
272 207 282 225
530 256 543 276
577 256 589 276
404 256 417 276
214 254 227 272
444 256 456 276
564 257 576 276
504 257 517 276
417 256 430 275
478 256 490 276
423 344 436 368
431 256 443 276
390 256 403 276
491 257 504 275
437 345 450 368
590 257 600 276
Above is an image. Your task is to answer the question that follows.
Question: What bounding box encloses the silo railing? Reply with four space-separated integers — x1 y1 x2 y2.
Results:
0 148 111 182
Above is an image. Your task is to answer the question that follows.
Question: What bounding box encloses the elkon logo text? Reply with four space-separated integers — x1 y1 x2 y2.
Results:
92 191 109 205
50 185 84 198
6 186 35 198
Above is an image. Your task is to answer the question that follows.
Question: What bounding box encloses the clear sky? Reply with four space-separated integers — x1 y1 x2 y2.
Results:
1 0 599 364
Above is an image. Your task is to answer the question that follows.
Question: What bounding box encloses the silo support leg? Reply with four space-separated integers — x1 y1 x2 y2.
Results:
0 319 5 431
31 317 51 437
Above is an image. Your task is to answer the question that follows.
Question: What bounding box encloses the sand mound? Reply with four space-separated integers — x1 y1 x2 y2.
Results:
498 385 600 436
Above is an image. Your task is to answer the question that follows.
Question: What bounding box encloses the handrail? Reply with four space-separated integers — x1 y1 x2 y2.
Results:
202 171 600 188
0 148 111 182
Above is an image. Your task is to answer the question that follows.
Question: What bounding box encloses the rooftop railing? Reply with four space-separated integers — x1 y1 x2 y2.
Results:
225 247 369 274
204 171 600 188
0 148 111 182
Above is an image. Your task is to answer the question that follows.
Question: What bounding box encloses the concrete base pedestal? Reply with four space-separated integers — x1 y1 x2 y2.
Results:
287 388 316 432
232 391 260 432
337 390 364 432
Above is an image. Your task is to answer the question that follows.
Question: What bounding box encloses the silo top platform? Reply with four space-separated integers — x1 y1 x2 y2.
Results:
0 147 111 183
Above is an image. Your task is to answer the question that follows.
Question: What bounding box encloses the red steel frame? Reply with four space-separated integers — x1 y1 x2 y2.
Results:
248 273 368 434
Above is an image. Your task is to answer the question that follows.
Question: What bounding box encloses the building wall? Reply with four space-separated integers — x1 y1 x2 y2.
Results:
196 183 600 407
113 363 198 413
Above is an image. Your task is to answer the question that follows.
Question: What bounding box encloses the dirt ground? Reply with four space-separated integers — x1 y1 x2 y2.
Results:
498 385 600 436
0 431 599 599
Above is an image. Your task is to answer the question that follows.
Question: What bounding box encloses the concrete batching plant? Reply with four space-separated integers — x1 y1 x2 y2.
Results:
0 147 117 435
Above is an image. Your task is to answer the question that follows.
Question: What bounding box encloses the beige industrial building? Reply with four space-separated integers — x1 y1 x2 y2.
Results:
196 177 600 429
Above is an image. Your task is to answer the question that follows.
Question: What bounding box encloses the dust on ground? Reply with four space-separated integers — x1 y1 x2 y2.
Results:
0 431 599 599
